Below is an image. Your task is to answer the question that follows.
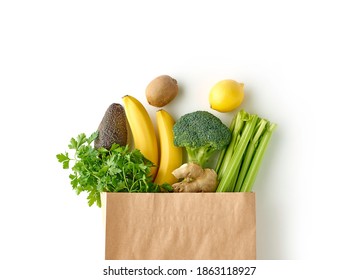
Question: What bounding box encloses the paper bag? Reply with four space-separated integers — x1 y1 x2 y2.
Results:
102 192 256 260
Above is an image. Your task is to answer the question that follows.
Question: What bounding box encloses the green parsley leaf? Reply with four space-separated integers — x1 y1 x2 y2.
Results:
56 152 70 169
57 132 169 207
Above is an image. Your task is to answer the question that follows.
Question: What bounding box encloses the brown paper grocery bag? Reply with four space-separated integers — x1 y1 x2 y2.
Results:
102 192 256 260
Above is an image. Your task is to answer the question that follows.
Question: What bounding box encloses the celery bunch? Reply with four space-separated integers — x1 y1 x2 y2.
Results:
215 110 276 192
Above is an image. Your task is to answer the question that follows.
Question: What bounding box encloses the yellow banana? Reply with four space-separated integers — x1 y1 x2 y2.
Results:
154 109 183 185
122 95 159 178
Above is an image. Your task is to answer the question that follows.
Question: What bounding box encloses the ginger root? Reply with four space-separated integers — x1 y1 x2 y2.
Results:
172 163 218 192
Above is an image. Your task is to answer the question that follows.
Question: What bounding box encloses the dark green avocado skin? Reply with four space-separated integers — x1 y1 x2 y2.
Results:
95 103 127 150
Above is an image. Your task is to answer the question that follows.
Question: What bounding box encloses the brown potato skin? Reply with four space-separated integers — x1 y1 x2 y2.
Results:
145 75 178 107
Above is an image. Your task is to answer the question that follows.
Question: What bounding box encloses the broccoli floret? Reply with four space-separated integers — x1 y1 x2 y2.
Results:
173 111 231 167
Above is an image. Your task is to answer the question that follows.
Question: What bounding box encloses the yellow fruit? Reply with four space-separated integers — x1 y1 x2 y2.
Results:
209 79 244 112
122 95 159 178
154 109 183 185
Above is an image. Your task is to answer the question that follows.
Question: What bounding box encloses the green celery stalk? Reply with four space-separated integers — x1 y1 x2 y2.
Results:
240 123 277 192
234 118 268 192
216 111 246 180
232 110 250 152
216 114 258 192
215 112 237 174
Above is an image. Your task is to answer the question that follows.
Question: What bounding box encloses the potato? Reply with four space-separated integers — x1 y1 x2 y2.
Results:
145 75 178 107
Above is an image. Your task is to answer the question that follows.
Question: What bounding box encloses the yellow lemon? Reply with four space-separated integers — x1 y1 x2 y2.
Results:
209 79 244 112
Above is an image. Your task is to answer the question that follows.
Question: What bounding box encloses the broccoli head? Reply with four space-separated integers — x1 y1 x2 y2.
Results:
173 110 231 167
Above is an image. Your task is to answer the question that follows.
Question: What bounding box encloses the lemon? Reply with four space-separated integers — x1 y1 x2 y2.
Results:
209 79 244 112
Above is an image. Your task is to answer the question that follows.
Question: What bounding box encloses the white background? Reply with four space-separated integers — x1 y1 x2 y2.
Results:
1 0 358 279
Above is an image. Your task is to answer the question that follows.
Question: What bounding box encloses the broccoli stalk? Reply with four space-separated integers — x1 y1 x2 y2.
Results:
186 144 219 168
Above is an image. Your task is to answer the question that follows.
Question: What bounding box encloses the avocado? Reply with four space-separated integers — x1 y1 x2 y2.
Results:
95 103 128 150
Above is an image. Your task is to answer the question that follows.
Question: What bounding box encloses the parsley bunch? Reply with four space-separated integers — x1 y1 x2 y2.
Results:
57 132 165 207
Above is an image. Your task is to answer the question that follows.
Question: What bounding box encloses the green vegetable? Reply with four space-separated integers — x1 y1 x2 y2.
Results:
173 110 231 167
215 110 276 192
56 132 168 207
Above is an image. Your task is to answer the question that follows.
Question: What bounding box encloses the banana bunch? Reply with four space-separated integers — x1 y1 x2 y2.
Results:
122 95 183 184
